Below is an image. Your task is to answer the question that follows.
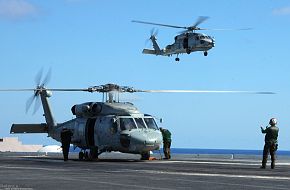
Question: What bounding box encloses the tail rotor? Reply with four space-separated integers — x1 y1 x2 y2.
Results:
145 28 158 47
150 28 158 41
26 68 52 114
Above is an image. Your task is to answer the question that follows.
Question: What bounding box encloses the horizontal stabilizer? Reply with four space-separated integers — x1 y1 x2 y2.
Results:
142 49 158 55
10 123 48 133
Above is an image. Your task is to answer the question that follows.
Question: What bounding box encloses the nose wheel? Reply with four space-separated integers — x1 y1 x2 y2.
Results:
79 151 84 160
204 51 208 56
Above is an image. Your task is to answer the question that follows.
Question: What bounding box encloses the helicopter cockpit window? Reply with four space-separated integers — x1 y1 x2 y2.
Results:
135 118 146 129
120 118 136 131
144 118 158 130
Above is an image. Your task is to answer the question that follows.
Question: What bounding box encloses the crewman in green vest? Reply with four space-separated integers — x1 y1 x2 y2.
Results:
160 127 172 159
260 118 279 169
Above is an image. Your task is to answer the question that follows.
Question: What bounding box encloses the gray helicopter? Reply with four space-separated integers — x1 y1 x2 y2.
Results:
133 16 250 61
6 84 163 160
1 71 274 160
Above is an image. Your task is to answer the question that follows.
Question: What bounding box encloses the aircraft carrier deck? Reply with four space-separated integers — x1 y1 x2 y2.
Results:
1 152 290 190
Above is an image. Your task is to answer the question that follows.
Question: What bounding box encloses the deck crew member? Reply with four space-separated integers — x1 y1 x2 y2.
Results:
61 128 73 161
160 127 172 159
260 118 279 169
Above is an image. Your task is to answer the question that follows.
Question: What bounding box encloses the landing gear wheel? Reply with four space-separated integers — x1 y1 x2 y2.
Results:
84 151 89 160
186 49 191 54
141 152 150 160
89 147 99 161
204 51 208 56
175 57 180 62
79 151 84 161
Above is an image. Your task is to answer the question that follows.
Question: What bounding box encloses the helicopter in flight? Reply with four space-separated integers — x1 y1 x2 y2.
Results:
0 70 274 161
132 16 250 61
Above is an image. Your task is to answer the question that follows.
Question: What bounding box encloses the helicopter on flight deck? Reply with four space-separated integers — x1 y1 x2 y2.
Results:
132 16 251 62
0 70 273 160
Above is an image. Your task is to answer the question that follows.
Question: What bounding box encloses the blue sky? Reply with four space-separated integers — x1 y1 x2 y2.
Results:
0 0 290 150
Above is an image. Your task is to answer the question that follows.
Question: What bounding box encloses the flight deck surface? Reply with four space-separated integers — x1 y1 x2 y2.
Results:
0 153 290 190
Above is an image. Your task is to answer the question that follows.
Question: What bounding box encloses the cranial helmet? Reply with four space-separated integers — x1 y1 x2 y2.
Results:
269 118 277 125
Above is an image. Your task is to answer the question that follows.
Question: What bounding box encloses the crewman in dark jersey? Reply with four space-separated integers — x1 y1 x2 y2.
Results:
61 128 73 161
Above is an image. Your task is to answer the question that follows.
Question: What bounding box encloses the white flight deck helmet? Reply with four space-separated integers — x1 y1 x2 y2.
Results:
269 118 277 126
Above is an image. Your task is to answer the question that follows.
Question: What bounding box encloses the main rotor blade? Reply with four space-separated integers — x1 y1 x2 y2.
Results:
46 88 89 91
0 88 91 92
0 88 275 94
132 20 186 29
0 89 36 91
179 27 251 34
204 28 253 31
192 16 209 28
139 90 275 94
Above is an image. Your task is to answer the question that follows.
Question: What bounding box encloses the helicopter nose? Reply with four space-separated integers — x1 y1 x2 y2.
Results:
129 130 162 151
209 37 215 47
202 38 214 46
211 39 215 47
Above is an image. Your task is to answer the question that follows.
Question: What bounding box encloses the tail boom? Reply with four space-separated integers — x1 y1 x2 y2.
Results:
142 49 162 55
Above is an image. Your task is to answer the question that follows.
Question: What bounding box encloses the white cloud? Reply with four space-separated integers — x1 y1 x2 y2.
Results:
0 0 39 20
273 6 290 15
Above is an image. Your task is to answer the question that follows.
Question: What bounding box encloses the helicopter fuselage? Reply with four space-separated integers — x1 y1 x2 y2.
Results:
142 32 215 61
49 102 162 156
165 32 215 55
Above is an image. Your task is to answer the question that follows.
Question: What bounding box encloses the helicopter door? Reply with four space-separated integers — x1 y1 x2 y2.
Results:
85 118 96 147
183 36 189 49
109 118 120 148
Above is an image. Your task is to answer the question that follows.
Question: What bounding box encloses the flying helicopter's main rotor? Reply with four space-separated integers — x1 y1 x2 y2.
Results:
132 16 209 33
132 16 252 34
